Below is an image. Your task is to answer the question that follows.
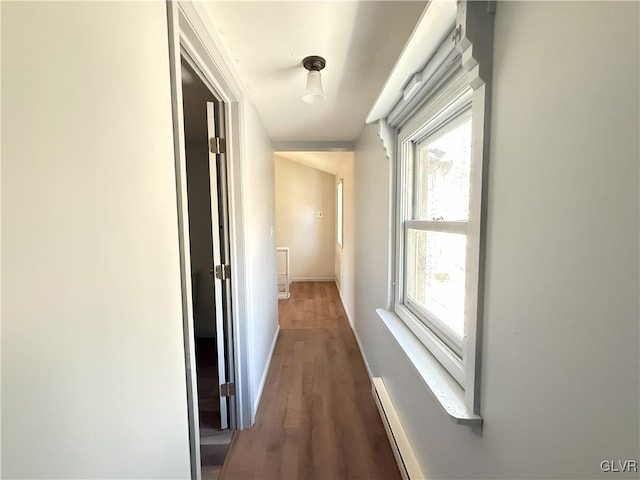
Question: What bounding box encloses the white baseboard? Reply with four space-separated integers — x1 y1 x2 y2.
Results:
291 276 335 282
335 282 354 328
252 325 280 418
334 280 374 382
372 377 424 480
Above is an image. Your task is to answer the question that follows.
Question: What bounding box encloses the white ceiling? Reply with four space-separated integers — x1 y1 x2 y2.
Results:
204 1 426 144
275 151 352 175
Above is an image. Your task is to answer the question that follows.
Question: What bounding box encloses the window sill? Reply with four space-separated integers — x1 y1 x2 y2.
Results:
376 308 482 426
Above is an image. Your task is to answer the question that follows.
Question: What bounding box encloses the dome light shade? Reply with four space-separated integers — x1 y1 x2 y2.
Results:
302 55 326 104
303 71 323 104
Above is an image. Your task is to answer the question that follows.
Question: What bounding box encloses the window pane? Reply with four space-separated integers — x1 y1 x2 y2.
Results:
415 117 472 221
337 182 343 246
406 229 466 338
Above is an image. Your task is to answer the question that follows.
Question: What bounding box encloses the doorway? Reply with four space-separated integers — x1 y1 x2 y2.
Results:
181 55 235 477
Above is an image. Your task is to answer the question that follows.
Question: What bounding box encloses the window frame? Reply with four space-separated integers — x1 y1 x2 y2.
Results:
393 63 485 407
336 178 344 248
404 108 472 358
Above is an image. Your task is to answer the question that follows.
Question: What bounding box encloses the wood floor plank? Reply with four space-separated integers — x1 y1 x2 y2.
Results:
219 282 401 480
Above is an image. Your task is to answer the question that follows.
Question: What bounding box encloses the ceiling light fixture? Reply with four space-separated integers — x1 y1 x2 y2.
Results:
302 55 326 104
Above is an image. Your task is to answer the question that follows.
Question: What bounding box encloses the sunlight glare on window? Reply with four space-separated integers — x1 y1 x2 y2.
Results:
337 181 343 247
415 117 472 221
406 230 466 338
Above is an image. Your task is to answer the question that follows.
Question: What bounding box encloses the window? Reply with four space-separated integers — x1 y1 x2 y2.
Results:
337 179 343 248
366 0 494 424
405 111 472 358
394 62 485 407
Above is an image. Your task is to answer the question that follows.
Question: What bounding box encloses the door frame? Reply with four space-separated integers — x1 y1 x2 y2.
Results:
166 2 252 478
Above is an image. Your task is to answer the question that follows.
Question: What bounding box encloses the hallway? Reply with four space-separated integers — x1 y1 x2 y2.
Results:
219 282 400 479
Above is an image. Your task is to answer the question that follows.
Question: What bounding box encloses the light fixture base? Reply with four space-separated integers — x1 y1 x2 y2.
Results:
302 55 326 72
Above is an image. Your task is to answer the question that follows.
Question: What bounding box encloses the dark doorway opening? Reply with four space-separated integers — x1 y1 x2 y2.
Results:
181 56 234 477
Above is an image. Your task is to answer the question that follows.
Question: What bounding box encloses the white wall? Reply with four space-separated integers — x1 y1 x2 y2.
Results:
353 125 392 380
244 102 279 418
354 2 639 478
335 155 355 322
1 2 191 478
274 156 336 281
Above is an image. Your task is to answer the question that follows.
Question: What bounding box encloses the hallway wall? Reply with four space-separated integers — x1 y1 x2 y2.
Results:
353 125 392 379
1 2 191 478
274 156 336 281
353 2 639 478
1 1 281 476
335 155 355 323
244 102 279 419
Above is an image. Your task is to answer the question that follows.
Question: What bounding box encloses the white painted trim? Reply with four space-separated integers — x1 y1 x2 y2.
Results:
292 276 336 283
334 281 374 382
385 0 496 419
372 377 425 480
336 179 344 249
353 328 374 383
178 2 246 100
377 119 395 163
377 309 481 426
366 0 457 123
165 4 202 478
335 281 354 329
0 7 3 473
175 1 254 431
252 326 280 417
273 141 354 152
394 303 464 386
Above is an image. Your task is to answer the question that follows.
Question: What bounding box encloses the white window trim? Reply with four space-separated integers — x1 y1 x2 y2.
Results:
400 86 472 350
394 63 483 412
367 0 495 426
337 178 344 248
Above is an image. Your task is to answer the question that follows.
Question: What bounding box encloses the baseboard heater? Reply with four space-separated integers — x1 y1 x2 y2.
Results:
372 377 425 480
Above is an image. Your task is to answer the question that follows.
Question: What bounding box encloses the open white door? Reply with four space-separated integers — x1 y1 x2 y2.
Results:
206 100 229 430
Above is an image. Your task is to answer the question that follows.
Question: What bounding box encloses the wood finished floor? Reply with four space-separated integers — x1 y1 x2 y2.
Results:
219 282 401 480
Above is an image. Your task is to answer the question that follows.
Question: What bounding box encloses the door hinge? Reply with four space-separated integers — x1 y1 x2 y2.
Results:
214 264 231 280
219 382 235 397
209 136 226 155
451 24 462 45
